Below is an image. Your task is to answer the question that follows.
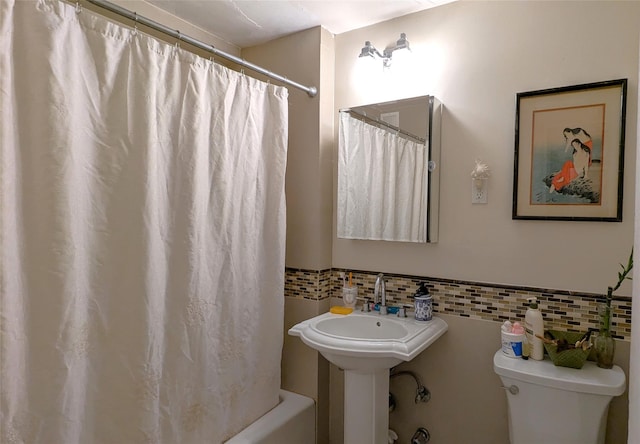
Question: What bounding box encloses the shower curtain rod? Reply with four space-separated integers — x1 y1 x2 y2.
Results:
84 0 318 98
342 109 426 144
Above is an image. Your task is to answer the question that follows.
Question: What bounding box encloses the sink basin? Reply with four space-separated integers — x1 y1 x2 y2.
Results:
315 315 408 339
288 310 448 370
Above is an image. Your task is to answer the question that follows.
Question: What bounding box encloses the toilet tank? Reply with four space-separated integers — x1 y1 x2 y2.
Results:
493 351 625 444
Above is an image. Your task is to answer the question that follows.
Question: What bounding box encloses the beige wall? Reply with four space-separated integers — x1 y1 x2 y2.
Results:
333 1 638 295
244 28 334 271
631 40 640 441
328 2 638 443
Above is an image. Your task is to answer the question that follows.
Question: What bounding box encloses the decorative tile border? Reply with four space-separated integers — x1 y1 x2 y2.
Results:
285 267 632 340
285 268 332 300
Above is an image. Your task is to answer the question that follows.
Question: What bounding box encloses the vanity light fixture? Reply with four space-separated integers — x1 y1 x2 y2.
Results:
358 33 411 68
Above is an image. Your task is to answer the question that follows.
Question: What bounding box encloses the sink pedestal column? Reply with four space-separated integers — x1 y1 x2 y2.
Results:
344 368 389 444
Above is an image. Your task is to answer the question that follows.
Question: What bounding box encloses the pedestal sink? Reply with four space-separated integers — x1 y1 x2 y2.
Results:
289 310 448 444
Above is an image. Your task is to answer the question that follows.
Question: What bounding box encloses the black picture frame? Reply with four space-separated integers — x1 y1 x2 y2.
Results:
513 79 627 222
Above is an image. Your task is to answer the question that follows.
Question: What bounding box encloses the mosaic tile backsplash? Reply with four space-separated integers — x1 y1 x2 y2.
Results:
284 268 632 341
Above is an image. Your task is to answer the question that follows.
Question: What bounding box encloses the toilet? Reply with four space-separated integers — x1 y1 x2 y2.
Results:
493 350 625 444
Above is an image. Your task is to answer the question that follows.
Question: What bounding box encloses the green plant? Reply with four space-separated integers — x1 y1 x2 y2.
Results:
602 248 633 332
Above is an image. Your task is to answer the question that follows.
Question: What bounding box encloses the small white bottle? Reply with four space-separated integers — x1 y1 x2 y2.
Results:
524 297 544 361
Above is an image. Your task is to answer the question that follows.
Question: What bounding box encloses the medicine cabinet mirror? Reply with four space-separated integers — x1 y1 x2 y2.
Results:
337 95 442 243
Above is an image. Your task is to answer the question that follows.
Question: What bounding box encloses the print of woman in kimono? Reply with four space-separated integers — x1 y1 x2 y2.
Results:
549 127 592 193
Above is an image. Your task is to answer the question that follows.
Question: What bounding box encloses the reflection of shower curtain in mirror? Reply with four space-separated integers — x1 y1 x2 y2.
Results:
1 1 288 443
338 112 428 242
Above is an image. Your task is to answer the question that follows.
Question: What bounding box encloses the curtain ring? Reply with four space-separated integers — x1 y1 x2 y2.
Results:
175 30 182 48
75 1 82 14
132 12 138 35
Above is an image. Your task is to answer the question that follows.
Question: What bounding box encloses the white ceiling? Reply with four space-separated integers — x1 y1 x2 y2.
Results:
145 0 455 48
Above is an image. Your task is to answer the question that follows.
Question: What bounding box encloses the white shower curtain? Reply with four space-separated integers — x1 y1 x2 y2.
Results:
338 112 428 242
1 1 288 443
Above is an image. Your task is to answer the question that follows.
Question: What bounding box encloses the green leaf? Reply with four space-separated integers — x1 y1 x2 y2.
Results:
610 248 634 293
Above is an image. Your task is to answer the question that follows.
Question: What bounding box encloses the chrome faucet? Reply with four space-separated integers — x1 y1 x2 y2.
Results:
374 273 387 315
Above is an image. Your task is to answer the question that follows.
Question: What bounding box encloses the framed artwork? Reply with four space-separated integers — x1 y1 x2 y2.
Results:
512 79 627 221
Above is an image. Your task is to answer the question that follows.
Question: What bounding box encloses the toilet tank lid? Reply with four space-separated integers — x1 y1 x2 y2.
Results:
493 350 626 396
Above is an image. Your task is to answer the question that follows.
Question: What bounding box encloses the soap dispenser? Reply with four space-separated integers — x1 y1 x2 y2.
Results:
413 282 433 322
524 297 544 361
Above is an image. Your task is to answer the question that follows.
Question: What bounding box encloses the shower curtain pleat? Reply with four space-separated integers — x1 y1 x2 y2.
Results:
1 1 288 442
338 112 428 242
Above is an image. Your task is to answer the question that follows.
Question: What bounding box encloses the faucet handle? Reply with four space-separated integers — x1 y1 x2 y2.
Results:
399 304 413 318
